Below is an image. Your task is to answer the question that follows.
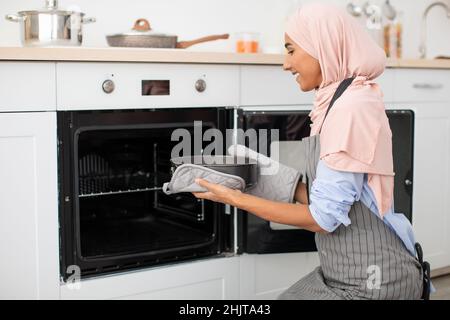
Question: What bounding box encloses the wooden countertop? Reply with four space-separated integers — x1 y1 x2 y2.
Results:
1 46 450 69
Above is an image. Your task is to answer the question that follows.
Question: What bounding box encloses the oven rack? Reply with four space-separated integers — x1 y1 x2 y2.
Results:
78 171 169 198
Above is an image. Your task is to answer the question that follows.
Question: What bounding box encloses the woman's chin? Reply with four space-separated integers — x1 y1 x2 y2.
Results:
298 81 312 92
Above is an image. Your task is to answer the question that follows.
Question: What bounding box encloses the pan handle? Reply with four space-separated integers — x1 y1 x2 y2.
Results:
176 34 230 49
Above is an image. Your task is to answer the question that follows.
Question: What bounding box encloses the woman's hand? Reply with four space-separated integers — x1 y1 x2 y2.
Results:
192 178 243 207
192 178 325 233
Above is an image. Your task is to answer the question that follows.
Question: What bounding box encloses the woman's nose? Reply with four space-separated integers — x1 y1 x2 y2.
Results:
283 62 291 71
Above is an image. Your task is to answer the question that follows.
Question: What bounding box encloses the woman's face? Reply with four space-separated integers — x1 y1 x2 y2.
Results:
283 34 322 92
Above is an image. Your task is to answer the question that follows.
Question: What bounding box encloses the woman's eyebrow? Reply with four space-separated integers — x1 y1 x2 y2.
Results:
285 43 293 49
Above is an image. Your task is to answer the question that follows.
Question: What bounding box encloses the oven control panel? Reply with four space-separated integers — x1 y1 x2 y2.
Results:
56 62 239 110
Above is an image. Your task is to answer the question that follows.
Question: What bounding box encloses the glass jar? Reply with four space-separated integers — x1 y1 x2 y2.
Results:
383 11 403 59
235 32 260 53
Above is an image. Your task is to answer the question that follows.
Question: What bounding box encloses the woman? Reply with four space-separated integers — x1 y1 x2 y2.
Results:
193 3 426 300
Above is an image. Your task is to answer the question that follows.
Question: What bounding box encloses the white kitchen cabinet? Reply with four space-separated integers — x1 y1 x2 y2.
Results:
239 253 320 299
240 66 394 107
240 65 314 106
0 62 56 112
60 256 239 300
394 69 450 103
390 68 450 270
0 112 60 299
399 102 450 270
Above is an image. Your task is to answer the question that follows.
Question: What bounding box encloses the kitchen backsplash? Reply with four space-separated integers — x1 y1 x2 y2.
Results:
0 0 449 58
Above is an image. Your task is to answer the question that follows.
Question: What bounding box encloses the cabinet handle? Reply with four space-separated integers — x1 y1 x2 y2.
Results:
412 83 443 90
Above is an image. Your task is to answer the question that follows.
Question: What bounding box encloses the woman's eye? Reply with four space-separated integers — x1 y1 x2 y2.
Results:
288 50 294 55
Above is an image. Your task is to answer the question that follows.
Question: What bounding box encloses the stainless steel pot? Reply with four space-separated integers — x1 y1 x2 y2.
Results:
5 0 95 47
106 18 229 49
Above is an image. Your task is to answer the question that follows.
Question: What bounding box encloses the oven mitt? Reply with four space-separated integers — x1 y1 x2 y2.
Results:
227 144 301 203
162 163 246 195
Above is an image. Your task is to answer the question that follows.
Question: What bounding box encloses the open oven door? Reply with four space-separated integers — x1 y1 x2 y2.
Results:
234 107 414 254
235 108 317 254
387 109 414 223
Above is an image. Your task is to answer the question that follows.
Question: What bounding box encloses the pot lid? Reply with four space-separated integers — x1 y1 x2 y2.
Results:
17 0 83 16
108 19 176 38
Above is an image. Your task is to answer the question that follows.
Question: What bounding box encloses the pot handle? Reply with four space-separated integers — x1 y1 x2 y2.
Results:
82 17 96 24
5 14 21 22
176 34 230 49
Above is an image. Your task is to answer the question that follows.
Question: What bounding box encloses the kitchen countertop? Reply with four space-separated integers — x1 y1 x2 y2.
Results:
1 46 450 69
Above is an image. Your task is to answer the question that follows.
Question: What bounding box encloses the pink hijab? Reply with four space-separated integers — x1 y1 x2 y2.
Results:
286 3 394 217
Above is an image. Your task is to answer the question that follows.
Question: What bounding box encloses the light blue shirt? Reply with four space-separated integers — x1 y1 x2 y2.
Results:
308 159 417 256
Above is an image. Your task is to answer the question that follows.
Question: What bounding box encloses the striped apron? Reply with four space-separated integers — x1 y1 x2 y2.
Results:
278 79 424 300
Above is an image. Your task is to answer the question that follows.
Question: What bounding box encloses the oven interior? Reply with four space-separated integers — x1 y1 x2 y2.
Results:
58 108 236 281
76 127 219 259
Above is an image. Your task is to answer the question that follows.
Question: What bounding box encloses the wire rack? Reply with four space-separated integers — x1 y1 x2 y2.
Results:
78 153 168 198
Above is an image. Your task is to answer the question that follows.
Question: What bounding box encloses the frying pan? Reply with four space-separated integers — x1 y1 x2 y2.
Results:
106 18 230 49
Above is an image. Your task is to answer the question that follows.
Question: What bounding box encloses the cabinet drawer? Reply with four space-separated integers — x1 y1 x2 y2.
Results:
0 62 56 112
240 65 314 106
394 69 450 102
240 66 394 106
56 62 239 110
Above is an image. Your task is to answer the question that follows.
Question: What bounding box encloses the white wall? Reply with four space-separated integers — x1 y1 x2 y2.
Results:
0 0 449 58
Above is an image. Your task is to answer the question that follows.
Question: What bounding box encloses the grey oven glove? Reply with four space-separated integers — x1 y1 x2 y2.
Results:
162 163 246 195
227 144 301 203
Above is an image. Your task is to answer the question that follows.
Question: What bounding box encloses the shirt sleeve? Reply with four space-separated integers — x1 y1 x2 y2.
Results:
308 159 365 232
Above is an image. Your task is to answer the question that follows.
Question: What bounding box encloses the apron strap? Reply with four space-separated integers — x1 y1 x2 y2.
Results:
415 242 431 300
318 77 355 134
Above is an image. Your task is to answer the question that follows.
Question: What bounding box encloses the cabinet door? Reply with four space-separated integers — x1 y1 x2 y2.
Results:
405 103 450 270
0 62 56 112
0 112 59 299
60 257 239 300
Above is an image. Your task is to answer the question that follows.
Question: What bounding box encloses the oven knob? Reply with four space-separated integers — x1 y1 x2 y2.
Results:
195 79 207 92
102 79 115 94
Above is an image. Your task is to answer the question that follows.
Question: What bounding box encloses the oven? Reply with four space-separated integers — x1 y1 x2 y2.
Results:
58 108 234 280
